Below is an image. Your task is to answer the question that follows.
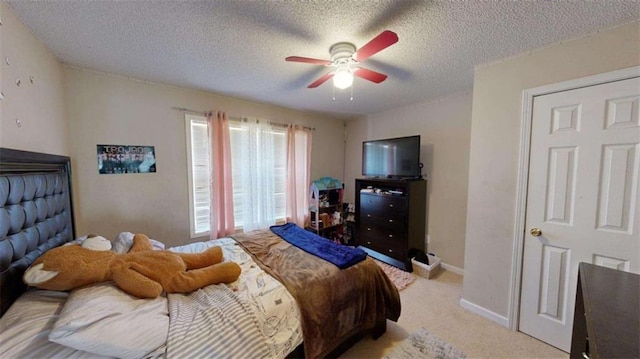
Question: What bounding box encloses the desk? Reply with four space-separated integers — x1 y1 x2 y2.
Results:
570 263 639 359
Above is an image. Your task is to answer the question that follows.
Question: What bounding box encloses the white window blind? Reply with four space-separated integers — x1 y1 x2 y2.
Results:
186 115 211 236
186 114 287 237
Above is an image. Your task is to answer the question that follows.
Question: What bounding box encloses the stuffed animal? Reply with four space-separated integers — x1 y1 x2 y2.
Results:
332 211 341 225
23 233 241 298
319 213 330 228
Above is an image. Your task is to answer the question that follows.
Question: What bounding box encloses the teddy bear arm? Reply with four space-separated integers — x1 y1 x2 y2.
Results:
129 234 154 253
164 261 241 293
175 246 223 269
112 265 163 298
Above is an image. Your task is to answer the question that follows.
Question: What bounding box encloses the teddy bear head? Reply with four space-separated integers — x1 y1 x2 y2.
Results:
24 235 116 291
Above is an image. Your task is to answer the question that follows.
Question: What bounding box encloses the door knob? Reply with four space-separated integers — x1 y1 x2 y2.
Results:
530 228 542 237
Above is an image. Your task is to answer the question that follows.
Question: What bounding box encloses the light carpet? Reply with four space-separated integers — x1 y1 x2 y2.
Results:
383 327 467 359
373 258 416 291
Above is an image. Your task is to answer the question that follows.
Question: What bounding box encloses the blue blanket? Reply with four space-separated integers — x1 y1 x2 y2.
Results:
269 223 367 269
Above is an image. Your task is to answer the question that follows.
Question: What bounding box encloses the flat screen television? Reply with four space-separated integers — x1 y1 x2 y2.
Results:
362 135 421 178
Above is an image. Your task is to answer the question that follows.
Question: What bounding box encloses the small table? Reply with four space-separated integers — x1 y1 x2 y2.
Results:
570 263 639 359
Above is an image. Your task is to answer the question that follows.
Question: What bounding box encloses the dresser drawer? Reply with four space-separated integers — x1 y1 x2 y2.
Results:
360 193 406 217
358 223 406 240
360 216 406 233
359 234 405 260
359 209 406 226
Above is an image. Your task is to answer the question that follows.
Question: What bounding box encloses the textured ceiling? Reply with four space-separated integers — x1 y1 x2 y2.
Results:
6 1 639 118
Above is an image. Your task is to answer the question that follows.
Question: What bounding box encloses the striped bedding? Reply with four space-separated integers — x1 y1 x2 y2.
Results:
167 285 271 358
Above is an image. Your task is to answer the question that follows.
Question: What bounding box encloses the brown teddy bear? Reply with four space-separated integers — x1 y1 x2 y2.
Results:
23 233 241 298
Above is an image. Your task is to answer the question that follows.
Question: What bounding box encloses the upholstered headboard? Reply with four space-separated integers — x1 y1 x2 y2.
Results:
0 148 76 316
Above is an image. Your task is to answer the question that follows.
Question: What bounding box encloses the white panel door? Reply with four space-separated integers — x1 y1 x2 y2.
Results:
519 77 640 351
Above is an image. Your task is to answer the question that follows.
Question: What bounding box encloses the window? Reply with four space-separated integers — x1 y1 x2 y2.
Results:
185 114 287 237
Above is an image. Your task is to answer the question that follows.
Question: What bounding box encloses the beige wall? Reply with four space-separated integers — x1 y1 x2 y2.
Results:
343 116 368 202
64 67 346 247
462 21 640 320
0 3 68 155
344 92 472 269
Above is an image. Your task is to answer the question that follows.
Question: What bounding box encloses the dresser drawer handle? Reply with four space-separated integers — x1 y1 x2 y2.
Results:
389 219 393 223
389 204 394 208
388 249 393 253
388 234 393 238
366 241 371 245
367 227 371 231
367 214 371 218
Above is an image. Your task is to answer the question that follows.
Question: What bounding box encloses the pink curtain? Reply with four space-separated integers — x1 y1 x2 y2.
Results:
207 111 235 238
286 124 312 227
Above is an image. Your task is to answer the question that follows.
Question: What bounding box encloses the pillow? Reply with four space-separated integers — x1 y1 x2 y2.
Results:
64 235 113 251
113 232 165 253
0 289 108 358
49 282 169 359
63 234 88 246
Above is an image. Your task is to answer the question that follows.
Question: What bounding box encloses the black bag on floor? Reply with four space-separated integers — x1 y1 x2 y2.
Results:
408 248 429 265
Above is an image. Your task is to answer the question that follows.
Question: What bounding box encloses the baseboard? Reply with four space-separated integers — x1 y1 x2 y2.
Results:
459 298 509 328
441 262 464 276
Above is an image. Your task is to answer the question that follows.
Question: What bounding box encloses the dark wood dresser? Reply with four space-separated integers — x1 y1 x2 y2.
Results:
355 178 426 271
570 263 639 359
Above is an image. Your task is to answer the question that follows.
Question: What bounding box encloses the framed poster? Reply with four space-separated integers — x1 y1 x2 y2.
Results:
97 144 156 174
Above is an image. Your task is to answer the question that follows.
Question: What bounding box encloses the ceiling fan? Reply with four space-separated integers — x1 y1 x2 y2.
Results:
285 30 399 89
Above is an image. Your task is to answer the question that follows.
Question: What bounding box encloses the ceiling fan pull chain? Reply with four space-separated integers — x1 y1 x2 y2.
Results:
332 85 336 102
350 83 354 101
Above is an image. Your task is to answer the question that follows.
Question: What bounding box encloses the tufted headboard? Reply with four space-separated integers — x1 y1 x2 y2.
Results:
0 148 76 316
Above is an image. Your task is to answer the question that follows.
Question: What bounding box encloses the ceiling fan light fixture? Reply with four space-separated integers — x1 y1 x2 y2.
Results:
333 65 353 89
286 31 398 90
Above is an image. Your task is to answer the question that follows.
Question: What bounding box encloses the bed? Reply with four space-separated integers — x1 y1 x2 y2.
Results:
0 148 401 359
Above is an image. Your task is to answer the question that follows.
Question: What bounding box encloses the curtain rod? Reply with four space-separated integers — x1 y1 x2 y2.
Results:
171 106 315 131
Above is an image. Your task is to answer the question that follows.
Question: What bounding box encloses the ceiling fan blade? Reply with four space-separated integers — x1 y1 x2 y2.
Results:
353 67 387 83
286 56 332 65
353 30 399 62
308 72 335 88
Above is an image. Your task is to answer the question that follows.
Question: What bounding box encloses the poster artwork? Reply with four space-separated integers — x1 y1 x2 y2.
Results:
97 144 156 174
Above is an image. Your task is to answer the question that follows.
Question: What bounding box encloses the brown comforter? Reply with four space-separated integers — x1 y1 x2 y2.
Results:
232 229 401 359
